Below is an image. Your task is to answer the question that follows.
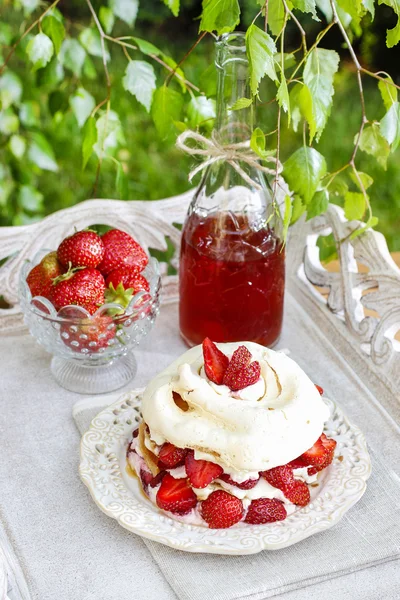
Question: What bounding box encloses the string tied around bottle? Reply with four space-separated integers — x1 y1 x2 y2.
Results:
176 130 283 191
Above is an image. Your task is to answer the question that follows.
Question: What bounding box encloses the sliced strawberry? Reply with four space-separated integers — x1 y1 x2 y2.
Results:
307 434 337 474
321 433 337 455
315 384 324 395
156 474 197 514
158 443 188 469
300 436 327 467
283 480 310 506
288 457 307 470
219 473 259 490
307 466 320 476
150 470 167 488
202 338 229 385
140 468 154 489
225 345 252 372
200 490 243 529
244 498 287 524
262 465 295 490
185 450 223 489
224 361 261 391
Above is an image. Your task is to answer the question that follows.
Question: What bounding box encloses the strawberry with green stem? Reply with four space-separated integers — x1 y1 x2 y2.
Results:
57 230 105 269
26 251 66 298
50 268 106 315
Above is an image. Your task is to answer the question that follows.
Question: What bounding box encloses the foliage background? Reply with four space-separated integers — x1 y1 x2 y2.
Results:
0 0 399 251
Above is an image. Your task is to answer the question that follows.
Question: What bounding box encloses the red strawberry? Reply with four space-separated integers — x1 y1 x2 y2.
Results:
26 251 65 298
149 470 167 488
223 345 261 391
200 490 243 529
300 435 329 468
99 229 148 276
140 468 154 489
185 450 223 489
244 498 287 524
202 338 229 385
50 268 105 314
156 474 197 514
283 480 310 506
106 267 149 292
60 314 116 353
57 230 104 269
262 465 294 490
321 433 337 456
158 443 188 469
315 384 324 395
288 457 307 470
219 473 259 490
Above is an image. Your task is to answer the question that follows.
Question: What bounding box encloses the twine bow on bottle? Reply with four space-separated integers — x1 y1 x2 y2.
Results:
176 130 282 191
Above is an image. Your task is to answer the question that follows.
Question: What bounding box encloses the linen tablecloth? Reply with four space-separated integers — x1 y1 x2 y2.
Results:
0 296 399 600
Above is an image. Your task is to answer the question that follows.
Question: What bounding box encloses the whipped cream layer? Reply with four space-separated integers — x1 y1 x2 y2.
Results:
141 342 330 477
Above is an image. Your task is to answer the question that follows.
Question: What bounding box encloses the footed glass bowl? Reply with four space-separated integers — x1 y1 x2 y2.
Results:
19 250 161 394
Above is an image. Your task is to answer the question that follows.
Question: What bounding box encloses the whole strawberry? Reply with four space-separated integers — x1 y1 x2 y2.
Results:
200 490 243 529
99 229 148 276
50 268 105 314
26 251 65 298
60 314 116 353
57 230 105 269
104 267 150 310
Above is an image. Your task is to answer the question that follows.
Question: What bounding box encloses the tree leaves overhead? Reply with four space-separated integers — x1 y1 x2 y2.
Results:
79 29 110 60
123 60 156 112
231 97 253 110
362 0 375 18
199 0 240 35
99 7 115 34
41 16 65 54
349 170 374 190
60 39 86 77
94 110 123 157
151 86 184 140
283 147 327 204
378 75 398 109
163 0 180 17
336 0 363 25
70 87 96 128
26 33 54 70
109 0 139 27
186 96 216 129
28 132 58 171
132 37 161 56
358 123 390 169
306 188 329 220
380 101 400 151
262 0 289 36
290 83 316 141
344 191 366 220
0 72 23 110
304 48 340 142
292 0 319 20
18 184 43 213
277 77 290 123
378 0 400 47
246 24 278 96
82 118 97 169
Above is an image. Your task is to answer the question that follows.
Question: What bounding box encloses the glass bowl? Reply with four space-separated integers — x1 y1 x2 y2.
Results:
19 249 161 394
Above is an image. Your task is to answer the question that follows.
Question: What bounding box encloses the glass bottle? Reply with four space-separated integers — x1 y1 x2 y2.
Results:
179 32 285 347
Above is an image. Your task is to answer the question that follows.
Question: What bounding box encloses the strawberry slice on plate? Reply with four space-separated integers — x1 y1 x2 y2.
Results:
245 498 287 524
300 435 328 467
262 465 295 490
202 338 229 385
156 474 197 515
185 450 223 488
219 473 259 490
158 443 188 469
200 490 243 529
283 479 310 506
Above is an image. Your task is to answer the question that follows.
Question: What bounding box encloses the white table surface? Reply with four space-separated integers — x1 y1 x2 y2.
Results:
0 298 399 600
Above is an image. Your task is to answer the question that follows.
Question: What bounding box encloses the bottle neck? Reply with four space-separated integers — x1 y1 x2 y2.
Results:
215 34 254 144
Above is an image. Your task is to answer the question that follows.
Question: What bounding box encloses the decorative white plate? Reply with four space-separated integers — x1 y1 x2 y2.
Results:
79 390 371 555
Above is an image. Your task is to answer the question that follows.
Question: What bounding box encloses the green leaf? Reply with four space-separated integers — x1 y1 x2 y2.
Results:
70 87 96 128
246 24 278 96
19 101 40 127
362 0 375 18
344 191 366 220
41 16 65 54
292 0 319 20
94 110 123 157
336 0 363 25
83 55 97 80
315 0 352 26
358 123 390 169
0 72 23 109
26 33 54 70
28 132 58 171
380 101 400 151
289 83 316 141
231 97 253 110
349 170 374 190
20 0 40 15
82 117 97 169
60 39 86 77
378 75 398 110
290 194 306 224
36 57 64 87
110 0 139 26
9 134 26 159
116 161 129 198
132 37 162 56
349 216 379 240
327 174 348 197
123 60 156 112
277 77 290 124
273 52 296 69
18 185 44 212
0 108 19 135
79 28 109 60
163 0 180 16
0 22 13 46
199 0 240 35
282 195 292 242
186 96 216 129
378 0 400 47
306 188 329 220
99 6 115 34
263 0 288 36
304 48 340 141
48 90 68 116
161 54 187 93
283 146 327 204
151 86 184 140
250 127 266 157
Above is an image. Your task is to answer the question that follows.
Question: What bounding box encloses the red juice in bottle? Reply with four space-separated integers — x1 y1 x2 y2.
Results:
179 211 285 347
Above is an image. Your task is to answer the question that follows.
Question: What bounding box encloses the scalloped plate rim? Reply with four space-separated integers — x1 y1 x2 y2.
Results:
79 390 372 555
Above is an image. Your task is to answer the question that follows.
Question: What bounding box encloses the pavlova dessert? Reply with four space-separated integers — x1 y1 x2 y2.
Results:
127 339 337 529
